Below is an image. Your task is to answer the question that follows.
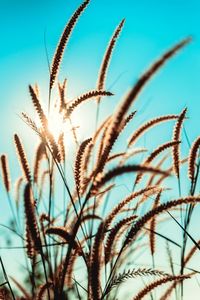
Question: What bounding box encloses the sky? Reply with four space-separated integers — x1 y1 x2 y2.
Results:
0 0 200 147
1 0 200 200
0 0 200 298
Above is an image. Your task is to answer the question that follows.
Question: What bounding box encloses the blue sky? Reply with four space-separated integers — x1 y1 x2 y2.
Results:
0 1 200 295
0 0 200 178
0 0 200 125
0 3 199 209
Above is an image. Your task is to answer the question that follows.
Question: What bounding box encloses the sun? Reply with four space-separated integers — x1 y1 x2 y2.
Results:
47 110 65 140
33 104 66 142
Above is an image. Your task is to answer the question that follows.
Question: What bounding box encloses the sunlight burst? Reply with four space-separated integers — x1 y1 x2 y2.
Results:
47 110 65 140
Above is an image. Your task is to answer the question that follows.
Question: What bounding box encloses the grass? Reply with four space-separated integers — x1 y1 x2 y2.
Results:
0 1 199 299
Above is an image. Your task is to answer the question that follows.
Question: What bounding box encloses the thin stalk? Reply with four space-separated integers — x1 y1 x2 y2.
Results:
6 192 20 234
180 157 200 294
40 249 51 300
0 256 16 300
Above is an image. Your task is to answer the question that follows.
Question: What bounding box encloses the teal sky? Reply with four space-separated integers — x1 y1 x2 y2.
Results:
0 0 200 177
0 0 200 149
0 4 199 210
0 1 200 296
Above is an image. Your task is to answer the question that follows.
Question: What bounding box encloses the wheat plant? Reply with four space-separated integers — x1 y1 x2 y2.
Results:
0 1 199 299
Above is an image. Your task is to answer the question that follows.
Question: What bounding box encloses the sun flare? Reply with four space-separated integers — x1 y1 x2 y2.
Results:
47 110 65 140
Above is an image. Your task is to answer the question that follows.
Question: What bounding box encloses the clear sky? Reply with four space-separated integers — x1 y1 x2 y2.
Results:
0 0 200 150
1 0 200 187
0 0 200 298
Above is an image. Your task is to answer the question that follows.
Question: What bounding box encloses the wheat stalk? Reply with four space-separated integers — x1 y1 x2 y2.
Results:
132 275 190 300
46 226 78 250
36 282 53 300
58 132 66 162
188 136 200 182
74 138 92 194
125 196 200 247
33 142 47 183
128 115 178 147
172 107 187 178
50 0 90 90
106 268 168 295
92 165 169 194
149 191 162 255
96 19 125 101
90 222 105 300
0 154 11 192
135 141 179 186
58 78 67 112
24 183 41 251
105 215 137 264
14 134 32 183
65 90 113 117
105 186 158 228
